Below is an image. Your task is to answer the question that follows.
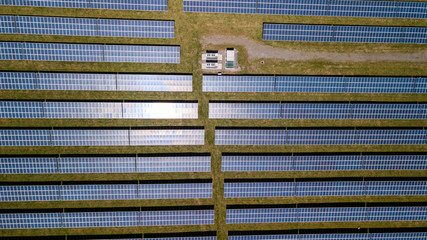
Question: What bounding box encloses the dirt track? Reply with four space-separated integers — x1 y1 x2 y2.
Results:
202 35 427 63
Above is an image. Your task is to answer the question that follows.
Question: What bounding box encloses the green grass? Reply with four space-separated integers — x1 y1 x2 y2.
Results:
0 0 427 238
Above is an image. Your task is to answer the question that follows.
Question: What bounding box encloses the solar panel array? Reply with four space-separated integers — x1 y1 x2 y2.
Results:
224 181 427 198
184 0 426 19
0 72 192 91
0 129 205 146
215 129 427 145
263 24 427 44
0 183 212 202
0 42 180 63
1 101 198 119
229 232 427 240
222 155 427 172
232 232 427 240
1 156 211 174
0 210 214 229
226 206 427 224
202 75 427 93
0 15 174 38
209 103 426 119
0 0 168 11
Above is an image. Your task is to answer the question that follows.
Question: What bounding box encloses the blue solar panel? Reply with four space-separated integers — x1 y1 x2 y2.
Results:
215 129 427 145
202 75 421 93
0 185 60 202
209 103 281 119
296 181 365 197
366 181 427 196
60 184 137 200
0 16 174 38
227 207 427 224
130 129 205 145
294 155 362 171
183 0 257 14
0 101 43 118
59 157 135 173
203 75 275 92
229 233 427 240
139 183 212 199
0 157 58 174
364 155 427 170
137 156 211 172
124 102 198 119
0 213 62 229
2 0 167 11
0 42 180 63
51 129 129 146
117 74 192 92
0 129 51 146
45 102 123 119
282 103 352 119
352 104 422 119
263 24 427 44
224 182 294 198
0 72 191 92
140 210 214 226
63 211 139 228
184 0 426 19
222 155 293 172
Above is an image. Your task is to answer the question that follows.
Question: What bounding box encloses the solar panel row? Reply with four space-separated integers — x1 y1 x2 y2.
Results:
0 101 198 119
209 103 427 119
215 129 427 145
0 183 213 202
1 156 211 174
0 72 192 91
202 75 427 93
227 206 427 224
0 129 205 146
183 0 426 19
228 232 427 240
0 15 174 38
263 24 427 44
0 0 167 11
222 155 427 171
0 42 180 63
224 181 427 198
0 210 214 229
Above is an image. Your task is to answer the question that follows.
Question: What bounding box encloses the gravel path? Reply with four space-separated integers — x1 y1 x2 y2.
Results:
202 35 427 63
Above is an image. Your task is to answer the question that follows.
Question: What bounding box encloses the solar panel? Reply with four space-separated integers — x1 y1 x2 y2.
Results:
0 72 37 90
130 129 205 145
0 129 51 146
221 155 427 172
0 42 180 63
0 101 44 118
296 181 365 197
222 155 293 172
183 0 257 14
209 102 281 119
60 184 137 200
123 102 198 119
37 72 117 91
0 16 174 38
145 238 217 240
202 75 422 93
2 0 167 11
59 157 135 173
228 232 427 240
224 182 294 198
202 75 275 92
0 185 60 202
184 0 426 19
137 156 211 173
139 183 212 199
0 157 58 174
227 207 427 224
51 129 129 146
0 213 62 229
117 74 192 92
366 181 427 196
215 129 427 145
140 210 214 226
44 102 123 119
263 24 427 44
63 211 139 228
